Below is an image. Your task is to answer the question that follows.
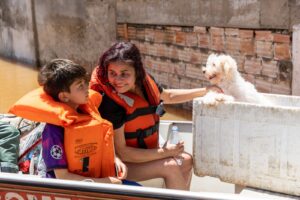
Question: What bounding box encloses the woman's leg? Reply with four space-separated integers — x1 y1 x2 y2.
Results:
125 152 193 190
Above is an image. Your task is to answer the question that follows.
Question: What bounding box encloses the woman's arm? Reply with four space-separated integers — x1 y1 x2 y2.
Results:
54 169 122 184
160 85 222 104
114 125 184 163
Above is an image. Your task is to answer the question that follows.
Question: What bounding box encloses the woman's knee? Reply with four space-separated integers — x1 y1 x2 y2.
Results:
181 152 193 171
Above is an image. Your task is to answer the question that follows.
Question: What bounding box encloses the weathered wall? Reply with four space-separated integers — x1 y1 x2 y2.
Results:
117 24 292 109
117 0 300 30
0 0 116 71
34 0 116 72
0 0 36 65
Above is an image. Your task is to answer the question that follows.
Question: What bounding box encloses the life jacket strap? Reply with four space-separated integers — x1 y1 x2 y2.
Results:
125 102 165 122
125 122 159 149
125 106 157 122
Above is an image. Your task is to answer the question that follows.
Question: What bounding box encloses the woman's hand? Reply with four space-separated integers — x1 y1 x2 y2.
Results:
163 141 184 157
115 156 128 180
206 85 223 93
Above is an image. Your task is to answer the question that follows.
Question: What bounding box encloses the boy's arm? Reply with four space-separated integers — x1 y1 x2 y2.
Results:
54 168 122 184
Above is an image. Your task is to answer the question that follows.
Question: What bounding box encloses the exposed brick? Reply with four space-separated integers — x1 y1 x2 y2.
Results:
154 30 165 43
136 28 145 40
274 43 291 60
193 26 207 34
175 32 186 45
145 43 157 56
164 30 176 44
190 79 205 88
211 35 225 51
255 77 272 93
271 81 291 95
138 42 147 55
117 24 126 39
240 38 255 55
185 64 204 79
210 27 224 36
198 33 210 48
255 41 273 58
273 34 290 44
156 44 168 58
201 53 209 65
239 30 254 39
168 74 180 88
278 61 292 82
178 48 191 62
261 59 278 78
225 36 240 53
244 57 262 75
155 71 169 87
231 54 244 71
152 59 173 73
145 28 155 42
186 32 198 47
241 73 255 84
190 50 203 64
144 56 153 69
179 78 192 89
255 31 273 41
172 62 186 75
168 46 179 60
225 28 239 36
128 26 137 40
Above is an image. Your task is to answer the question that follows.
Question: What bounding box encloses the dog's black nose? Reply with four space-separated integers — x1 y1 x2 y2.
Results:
202 68 206 74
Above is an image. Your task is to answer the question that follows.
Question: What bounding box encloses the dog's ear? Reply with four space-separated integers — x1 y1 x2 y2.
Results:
221 56 237 81
221 60 233 81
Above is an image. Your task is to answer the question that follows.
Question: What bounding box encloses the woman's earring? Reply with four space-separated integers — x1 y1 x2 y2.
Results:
64 98 69 102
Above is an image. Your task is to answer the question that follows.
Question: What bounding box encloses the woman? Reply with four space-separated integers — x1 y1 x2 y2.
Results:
90 41 220 190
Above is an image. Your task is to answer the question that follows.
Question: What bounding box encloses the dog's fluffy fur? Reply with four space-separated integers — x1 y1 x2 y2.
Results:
201 54 271 105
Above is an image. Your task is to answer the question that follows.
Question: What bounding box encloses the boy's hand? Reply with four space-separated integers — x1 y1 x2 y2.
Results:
108 177 122 184
115 156 128 180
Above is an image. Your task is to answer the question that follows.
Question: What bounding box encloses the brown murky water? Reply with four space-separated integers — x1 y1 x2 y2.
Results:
0 58 192 120
0 58 39 113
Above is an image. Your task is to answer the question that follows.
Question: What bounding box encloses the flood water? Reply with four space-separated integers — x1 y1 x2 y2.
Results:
0 58 39 113
0 58 192 121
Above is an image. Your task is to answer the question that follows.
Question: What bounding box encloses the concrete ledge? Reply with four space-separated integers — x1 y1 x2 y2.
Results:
193 93 300 196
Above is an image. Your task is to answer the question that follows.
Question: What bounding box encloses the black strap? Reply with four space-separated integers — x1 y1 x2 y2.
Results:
125 122 159 149
82 157 89 172
125 106 157 122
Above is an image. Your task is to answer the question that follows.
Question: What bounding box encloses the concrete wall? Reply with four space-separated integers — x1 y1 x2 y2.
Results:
0 0 116 72
0 0 36 65
117 0 300 30
34 0 116 72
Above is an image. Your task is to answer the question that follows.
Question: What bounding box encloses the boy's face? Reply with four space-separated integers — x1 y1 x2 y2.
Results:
62 78 89 108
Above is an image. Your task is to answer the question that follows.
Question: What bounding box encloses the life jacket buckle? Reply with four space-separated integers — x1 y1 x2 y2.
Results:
155 102 165 117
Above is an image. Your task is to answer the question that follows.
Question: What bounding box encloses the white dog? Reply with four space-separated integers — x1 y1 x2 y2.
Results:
201 54 271 105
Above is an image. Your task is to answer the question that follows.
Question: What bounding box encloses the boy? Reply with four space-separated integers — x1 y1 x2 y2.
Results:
10 59 126 184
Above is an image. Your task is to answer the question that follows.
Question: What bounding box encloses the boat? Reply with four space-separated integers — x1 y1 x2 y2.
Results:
0 119 298 199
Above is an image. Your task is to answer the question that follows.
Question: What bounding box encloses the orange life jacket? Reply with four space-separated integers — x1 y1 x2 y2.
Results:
90 68 163 149
9 88 116 178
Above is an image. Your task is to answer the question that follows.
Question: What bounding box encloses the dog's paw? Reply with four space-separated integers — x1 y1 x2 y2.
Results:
215 93 235 102
201 92 234 106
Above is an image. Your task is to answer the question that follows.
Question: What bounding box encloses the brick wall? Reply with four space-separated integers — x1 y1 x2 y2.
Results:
117 24 292 109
